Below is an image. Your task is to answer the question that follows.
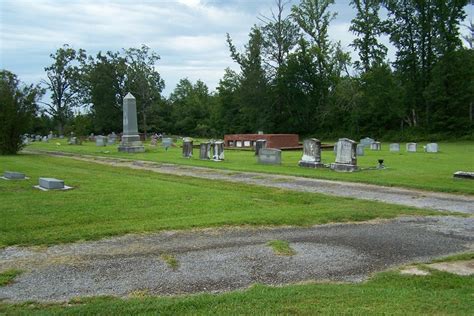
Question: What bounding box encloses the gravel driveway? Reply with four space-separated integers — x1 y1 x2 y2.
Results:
1 216 472 303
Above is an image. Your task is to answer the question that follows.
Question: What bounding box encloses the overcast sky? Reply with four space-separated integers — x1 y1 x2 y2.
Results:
1 0 472 96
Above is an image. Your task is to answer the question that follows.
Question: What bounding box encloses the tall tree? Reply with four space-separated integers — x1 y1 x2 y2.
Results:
169 78 213 136
0 70 43 154
350 0 388 72
124 45 165 139
259 0 300 131
384 0 468 127
227 27 271 132
85 51 127 133
41 44 86 135
291 0 336 75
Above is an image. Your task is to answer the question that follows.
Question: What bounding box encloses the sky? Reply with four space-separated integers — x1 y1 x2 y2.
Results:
0 0 473 97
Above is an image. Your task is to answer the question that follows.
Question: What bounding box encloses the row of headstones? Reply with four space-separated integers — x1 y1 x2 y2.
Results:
357 137 439 155
92 133 118 146
2 171 71 190
182 139 225 161
23 133 60 144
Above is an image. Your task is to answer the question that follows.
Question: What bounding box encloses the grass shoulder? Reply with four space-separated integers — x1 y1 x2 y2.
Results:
1 269 472 314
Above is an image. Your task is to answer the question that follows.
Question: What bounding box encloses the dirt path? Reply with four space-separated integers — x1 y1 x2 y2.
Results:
1 216 472 302
27 150 474 214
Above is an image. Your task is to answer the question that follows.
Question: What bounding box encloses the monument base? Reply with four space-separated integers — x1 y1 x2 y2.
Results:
298 161 325 168
118 146 145 153
330 163 358 172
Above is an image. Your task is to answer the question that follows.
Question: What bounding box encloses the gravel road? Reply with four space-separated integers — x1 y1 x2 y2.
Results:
1 216 473 303
33 151 474 214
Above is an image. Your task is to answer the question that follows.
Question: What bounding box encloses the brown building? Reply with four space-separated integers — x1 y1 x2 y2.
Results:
224 134 300 149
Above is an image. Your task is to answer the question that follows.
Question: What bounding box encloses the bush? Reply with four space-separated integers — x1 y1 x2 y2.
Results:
0 70 42 155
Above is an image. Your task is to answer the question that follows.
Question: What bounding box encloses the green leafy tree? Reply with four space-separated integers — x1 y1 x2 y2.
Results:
41 44 86 135
227 27 271 132
124 45 165 139
169 79 213 136
259 0 300 131
383 0 468 128
424 49 474 133
215 68 242 134
350 0 388 72
85 51 127 133
0 70 43 154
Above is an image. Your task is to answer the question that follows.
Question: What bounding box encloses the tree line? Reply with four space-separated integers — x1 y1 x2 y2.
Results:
1 0 473 154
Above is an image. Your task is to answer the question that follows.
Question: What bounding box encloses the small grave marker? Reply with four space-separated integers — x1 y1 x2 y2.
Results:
356 144 365 156
406 143 417 152
258 148 282 165
389 143 400 152
35 178 73 191
2 171 27 180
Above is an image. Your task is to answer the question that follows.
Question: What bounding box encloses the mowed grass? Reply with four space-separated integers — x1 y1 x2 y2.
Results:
0 154 439 247
27 140 474 194
1 271 472 315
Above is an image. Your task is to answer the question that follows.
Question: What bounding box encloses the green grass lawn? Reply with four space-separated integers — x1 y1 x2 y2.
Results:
26 140 474 194
1 270 472 315
0 154 439 247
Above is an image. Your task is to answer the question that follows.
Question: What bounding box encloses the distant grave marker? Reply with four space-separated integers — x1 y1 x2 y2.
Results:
389 143 400 152
258 148 282 165
406 143 417 152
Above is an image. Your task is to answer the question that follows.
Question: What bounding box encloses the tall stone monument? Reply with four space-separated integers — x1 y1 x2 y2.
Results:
330 138 358 172
298 138 324 168
118 93 145 153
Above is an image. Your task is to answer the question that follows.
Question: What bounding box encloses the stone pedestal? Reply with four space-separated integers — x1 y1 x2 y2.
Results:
330 138 358 172
255 139 267 156
118 93 145 153
182 138 193 158
298 138 324 168
200 142 211 160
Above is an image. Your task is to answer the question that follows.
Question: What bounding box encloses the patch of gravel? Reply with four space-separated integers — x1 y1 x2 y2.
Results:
24 151 474 214
1 216 472 303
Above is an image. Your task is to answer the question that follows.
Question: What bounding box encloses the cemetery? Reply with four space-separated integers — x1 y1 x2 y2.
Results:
1 0 473 314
